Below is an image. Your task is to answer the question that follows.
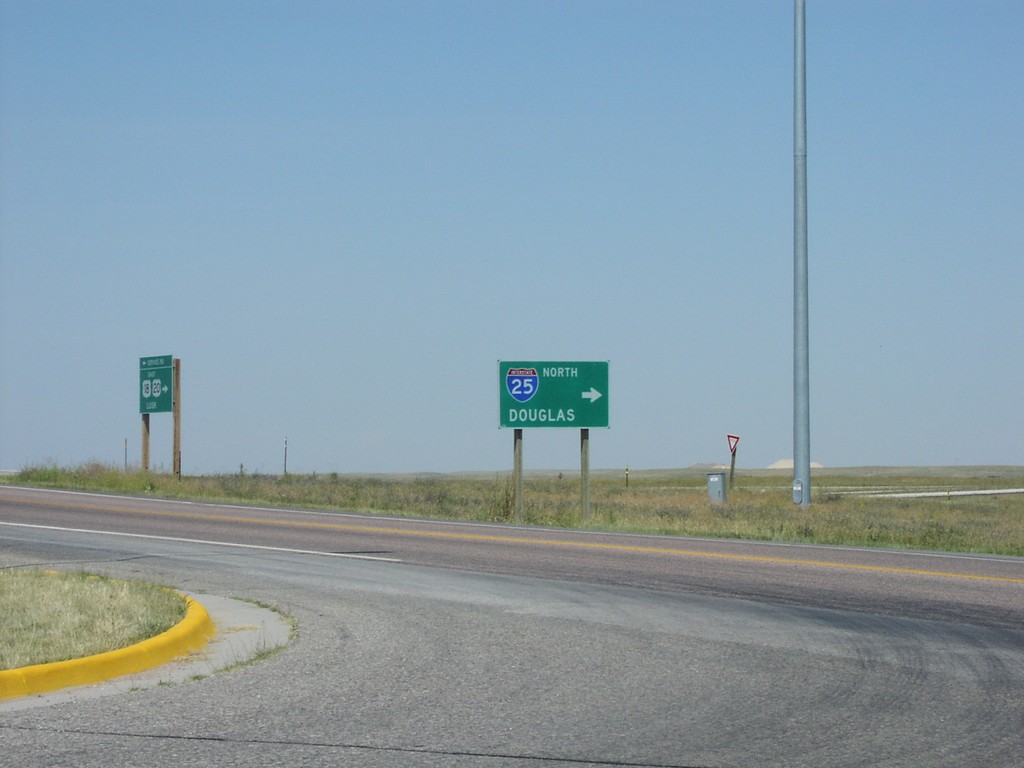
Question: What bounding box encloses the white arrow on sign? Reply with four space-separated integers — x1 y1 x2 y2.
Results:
581 387 603 403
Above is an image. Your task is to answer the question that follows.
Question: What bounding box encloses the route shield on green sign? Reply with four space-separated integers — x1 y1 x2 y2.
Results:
140 355 174 413
499 360 608 428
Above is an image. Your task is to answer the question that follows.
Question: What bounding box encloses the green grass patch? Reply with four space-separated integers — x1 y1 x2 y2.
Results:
5 462 1024 556
0 570 186 670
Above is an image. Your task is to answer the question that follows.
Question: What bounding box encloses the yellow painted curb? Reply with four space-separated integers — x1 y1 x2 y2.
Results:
0 595 216 700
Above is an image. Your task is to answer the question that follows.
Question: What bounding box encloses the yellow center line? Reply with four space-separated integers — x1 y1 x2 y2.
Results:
8 496 1024 584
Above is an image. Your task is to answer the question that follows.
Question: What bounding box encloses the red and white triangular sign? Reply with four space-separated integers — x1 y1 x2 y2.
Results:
727 434 741 454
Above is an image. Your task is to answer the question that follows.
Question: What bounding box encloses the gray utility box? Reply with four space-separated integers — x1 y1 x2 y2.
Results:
707 472 727 504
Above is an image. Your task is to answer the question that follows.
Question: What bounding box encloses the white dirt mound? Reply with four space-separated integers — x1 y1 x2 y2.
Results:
768 459 824 469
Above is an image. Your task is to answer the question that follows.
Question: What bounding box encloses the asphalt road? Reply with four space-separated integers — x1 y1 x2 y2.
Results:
1 486 1022 767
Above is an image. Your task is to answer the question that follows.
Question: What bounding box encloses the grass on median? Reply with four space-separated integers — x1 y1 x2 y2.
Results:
0 569 186 670
6 462 1024 556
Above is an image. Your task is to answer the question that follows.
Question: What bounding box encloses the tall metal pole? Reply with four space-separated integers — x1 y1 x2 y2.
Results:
793 0 811 506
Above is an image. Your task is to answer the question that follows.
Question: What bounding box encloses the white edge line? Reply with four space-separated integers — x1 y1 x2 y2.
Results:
0 521 403 563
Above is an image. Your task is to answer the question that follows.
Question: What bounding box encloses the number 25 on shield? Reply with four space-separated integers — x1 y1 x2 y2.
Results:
510 377 534 399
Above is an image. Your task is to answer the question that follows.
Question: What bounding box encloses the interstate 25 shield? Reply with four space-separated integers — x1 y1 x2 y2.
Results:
506 367 539 403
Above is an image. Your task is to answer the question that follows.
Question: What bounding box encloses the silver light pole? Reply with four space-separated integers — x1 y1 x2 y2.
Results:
793 0 811 506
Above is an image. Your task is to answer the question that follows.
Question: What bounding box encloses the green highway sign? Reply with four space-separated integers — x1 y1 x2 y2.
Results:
499 360 609 428
140 355 173 413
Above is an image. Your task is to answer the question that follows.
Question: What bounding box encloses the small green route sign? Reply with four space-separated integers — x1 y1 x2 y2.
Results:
499 360 609 428
139 355 173 413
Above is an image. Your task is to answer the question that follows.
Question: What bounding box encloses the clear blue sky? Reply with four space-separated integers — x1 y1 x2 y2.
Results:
2 1 1021 474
